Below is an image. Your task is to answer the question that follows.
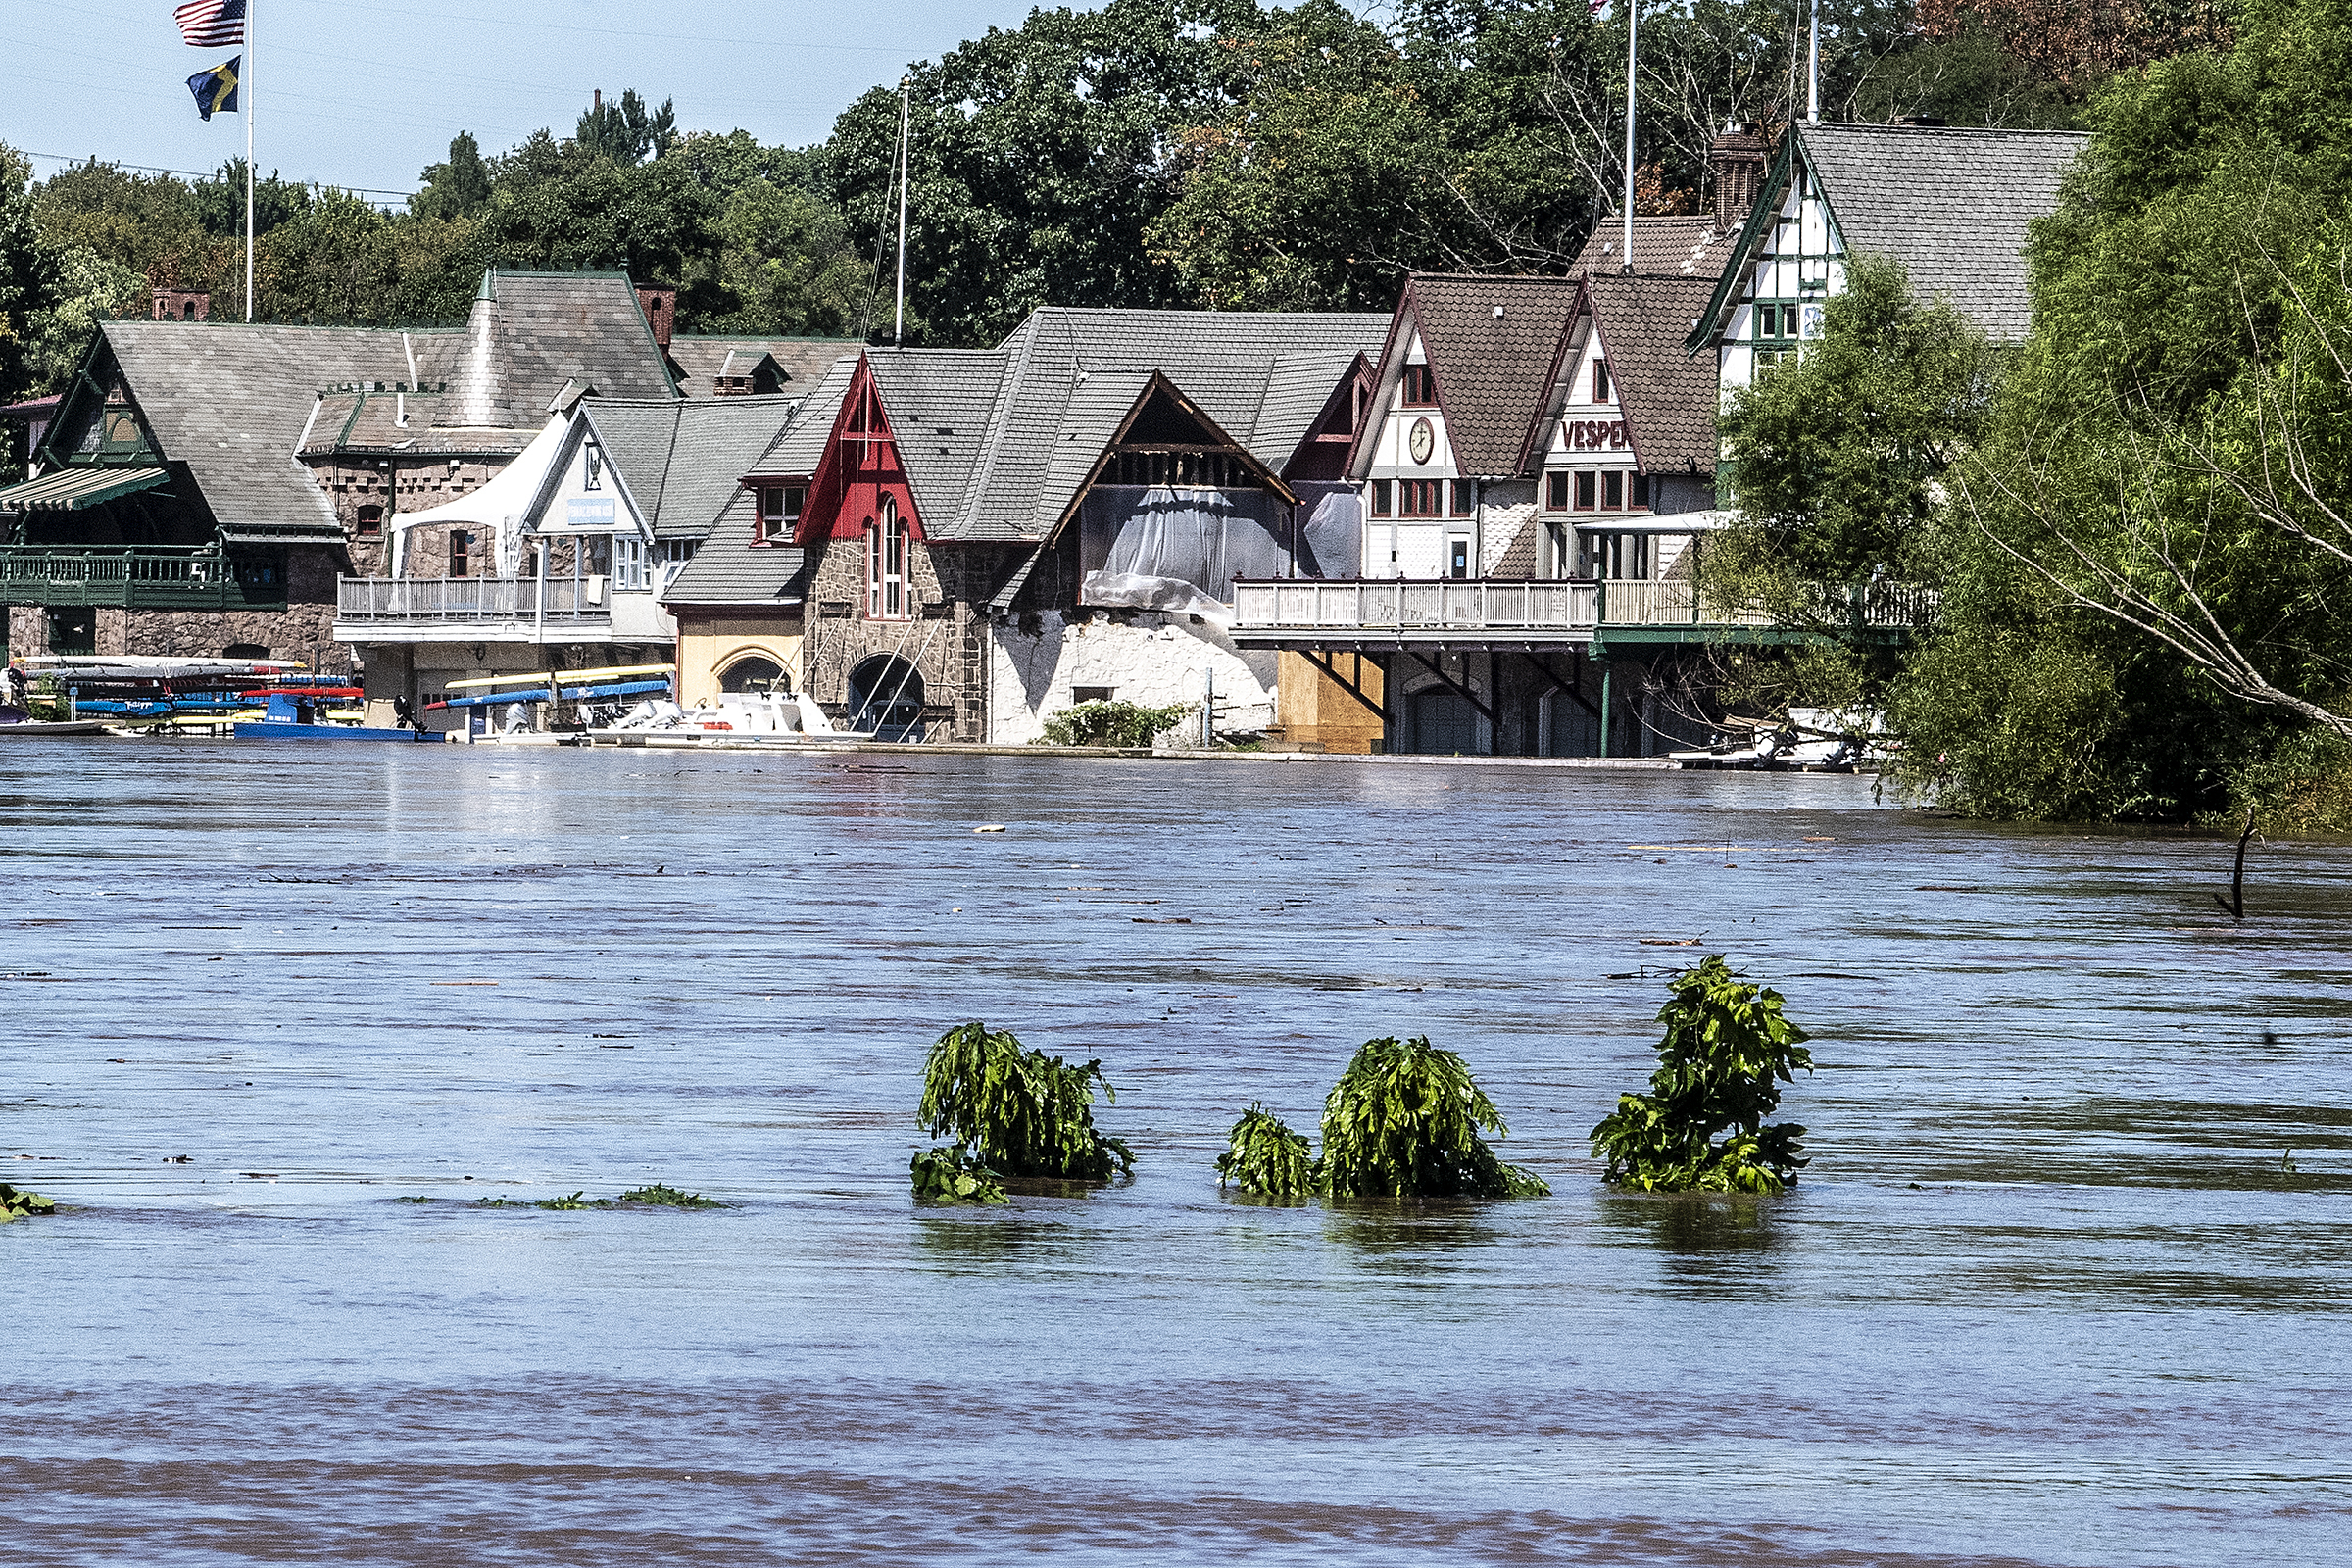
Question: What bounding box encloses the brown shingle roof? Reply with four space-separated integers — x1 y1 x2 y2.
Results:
1570 216 1740 281
1394 274 1585 475
1585 274 1723 473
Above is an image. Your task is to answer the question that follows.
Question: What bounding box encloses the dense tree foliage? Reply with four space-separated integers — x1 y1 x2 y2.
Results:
1895 0 2352 824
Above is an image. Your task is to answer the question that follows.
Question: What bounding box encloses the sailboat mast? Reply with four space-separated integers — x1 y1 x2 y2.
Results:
894 76 910 347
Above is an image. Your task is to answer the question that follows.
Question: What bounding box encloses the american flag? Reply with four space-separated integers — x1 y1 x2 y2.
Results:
173 0 247 48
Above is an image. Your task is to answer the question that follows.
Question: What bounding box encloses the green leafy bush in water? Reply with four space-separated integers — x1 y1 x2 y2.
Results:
1 1183 58 1223
617 1183 726 1208
535 1191 602 1210
909 1146 1008 1204
1591 956 1814 1194
911 1022 1133 1201
1316 1037 1548 1199
1035 700 1189 748
1215 1104 1317 1198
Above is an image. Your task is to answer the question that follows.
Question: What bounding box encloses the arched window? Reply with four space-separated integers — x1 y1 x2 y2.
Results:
719 657 787 693
865 496 908 618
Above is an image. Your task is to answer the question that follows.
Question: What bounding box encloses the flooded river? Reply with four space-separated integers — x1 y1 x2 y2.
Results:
3 745 2347 1565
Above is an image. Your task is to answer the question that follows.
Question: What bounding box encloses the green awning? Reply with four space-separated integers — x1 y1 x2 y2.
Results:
0 466 170 513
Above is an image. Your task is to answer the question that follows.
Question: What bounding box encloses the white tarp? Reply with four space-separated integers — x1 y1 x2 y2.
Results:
386 414 567 577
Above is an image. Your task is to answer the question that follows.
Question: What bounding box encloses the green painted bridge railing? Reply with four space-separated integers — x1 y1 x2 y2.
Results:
0 548 285 610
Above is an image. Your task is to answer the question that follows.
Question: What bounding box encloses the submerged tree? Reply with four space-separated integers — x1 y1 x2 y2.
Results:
1592 956 1814 1194
1214 1103 1319 1198
1315 1036 1548 1199
911 1022 1133 1202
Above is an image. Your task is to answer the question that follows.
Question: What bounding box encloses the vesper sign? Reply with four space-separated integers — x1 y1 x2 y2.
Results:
1567 419 1628 451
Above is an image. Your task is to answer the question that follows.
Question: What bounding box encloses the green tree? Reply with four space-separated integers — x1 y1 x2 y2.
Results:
1591 956 1814 1195
1317 1035 1547 1199
575 90 679 165
912 1021 1134 1198
1896 0 2352 823
826 0 1265 345
413 131 494 221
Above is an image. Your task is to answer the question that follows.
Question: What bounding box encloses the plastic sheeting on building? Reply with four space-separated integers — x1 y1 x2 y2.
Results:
1077 486 1289 607
1291 482 1362 579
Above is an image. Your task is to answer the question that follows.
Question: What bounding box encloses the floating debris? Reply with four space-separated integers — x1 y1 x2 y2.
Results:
1 1184 57 1223
974 824 1006 834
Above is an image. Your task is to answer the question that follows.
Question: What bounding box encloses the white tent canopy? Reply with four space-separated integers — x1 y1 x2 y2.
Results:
386 414 567 578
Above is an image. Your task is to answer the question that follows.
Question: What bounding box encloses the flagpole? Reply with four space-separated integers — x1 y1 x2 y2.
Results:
1621 0 1637 273
244 0 255 320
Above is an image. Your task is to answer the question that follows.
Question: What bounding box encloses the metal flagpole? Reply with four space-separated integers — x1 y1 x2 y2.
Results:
893 76 909 346
244 0 255 320
1807 0 1820 122
1621 0 1637 272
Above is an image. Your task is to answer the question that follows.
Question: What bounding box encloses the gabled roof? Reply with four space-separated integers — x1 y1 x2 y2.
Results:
760 308 1386 545
582 395 802 540
1690 123 2090 349
1585 274 1723 473
660 526 807 606
1571 217 1741 281
1374 274 1587 476
665 336 860 398
99 321 423 543
424 271 676 420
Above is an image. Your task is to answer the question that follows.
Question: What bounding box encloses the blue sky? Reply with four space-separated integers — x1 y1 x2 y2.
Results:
8 0 1049 199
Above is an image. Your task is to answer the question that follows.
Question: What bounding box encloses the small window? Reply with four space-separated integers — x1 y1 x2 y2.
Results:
450 529 471 578
1631 473 1651 512
614 535 647 590
1603 472 1624 510
1447 537 1471 579
1574 471 1596 511
1449 479 1475 517
1399 478 1442 516
1369 478 1392 517
759 484 805 542
662 538 700 564
1546 471 1569 511
1592 360 1611 402
355 505 382 538
1071 686 1116 704
1400 364 1438 407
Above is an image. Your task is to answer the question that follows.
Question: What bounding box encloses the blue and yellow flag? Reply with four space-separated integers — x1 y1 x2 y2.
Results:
187 56 239 121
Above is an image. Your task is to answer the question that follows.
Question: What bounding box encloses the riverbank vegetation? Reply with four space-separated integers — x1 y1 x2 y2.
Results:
1592 957 1814 1195
1702 0 2352 833
912 1022 1133 1202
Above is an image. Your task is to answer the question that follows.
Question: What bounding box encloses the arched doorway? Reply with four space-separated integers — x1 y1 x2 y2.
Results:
1406 687 1479 755
719 656 787 693
846 655 924 741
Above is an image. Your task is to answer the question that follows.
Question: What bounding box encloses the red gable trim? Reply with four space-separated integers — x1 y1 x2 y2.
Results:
795 353 925 547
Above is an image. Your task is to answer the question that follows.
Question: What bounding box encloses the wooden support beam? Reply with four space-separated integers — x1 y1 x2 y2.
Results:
1305 649 1390 725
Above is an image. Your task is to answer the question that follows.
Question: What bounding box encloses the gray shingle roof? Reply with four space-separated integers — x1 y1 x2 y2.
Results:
1798 124 2086 340
1571 216 1741 281
661 526 807 605
1389 275 1587 476
584 395 801 541
423 271 675 421
756 356 859 476
1586 274 1723 473
1254 351 1365 472
666 336 860 397
103 320 421 544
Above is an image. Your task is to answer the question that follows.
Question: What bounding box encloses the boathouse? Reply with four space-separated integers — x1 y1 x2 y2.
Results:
673 308 1385 743
0 271 678 674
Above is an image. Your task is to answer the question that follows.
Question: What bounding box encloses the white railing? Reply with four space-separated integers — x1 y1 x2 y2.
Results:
335 576 611 624
1231 577 1936 634
1233 578 1598 633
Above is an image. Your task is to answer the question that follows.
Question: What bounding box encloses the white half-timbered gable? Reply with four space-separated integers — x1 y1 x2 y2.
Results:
1690 122 2090 404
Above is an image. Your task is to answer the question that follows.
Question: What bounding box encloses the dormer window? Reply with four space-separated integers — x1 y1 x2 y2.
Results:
1400 364 1438 407
758 483 805 542
1592 360 1611 403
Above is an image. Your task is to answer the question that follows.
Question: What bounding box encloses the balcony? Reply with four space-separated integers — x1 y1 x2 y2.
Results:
335 576 685 644
0 547 281 611
1228 577 1933 648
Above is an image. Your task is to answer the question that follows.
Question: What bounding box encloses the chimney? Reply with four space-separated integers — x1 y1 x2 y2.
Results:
153 289 211 322
1708 122 1768 229
636 286 675 351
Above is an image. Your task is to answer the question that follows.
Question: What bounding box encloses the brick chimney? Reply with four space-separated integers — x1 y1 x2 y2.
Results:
153 289 211 322
1709 122 1768 229
636 286 676 351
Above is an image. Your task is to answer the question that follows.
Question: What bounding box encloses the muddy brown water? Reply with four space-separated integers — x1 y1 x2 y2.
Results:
3 744 2348 1566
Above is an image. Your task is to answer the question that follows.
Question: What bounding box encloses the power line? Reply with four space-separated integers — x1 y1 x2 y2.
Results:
19 148 417 200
